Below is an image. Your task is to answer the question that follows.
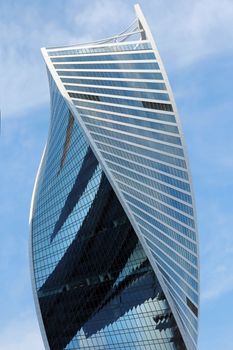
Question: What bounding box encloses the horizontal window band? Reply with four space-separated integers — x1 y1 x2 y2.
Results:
54 62 159 70
145 237 199 295
65 85 170 101
69 92 100 101
103 152 189 191
133 211 197 253
61 77 166 90
51 52 156 62
112 169 193 211
143 101 173 112
76 102 175 124
47 40 152 56
123 190 195 236
116 178 194 221
64 82 167 93
138 219 197 265
72 93 175 118
106 160 191 201
58 70 163 80
49 49 153 60
145 236 198 289
53 59 156 65
92 136 187 175
96 141 189 181
90 128 184 157
72 93 174 115
87 126 185 166
116 173 193 217
81 112 179 135
78 111 180 144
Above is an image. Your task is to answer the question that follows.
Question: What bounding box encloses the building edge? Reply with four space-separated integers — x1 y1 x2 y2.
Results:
29 145 50 350
134 4 200 349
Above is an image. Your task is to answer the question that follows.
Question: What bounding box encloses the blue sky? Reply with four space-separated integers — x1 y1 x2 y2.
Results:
0 0 233 348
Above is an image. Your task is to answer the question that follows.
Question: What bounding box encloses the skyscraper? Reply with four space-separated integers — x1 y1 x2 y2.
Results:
30 4 199 350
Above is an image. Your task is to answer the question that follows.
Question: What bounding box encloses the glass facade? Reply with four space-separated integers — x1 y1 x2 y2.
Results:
30 5 199 350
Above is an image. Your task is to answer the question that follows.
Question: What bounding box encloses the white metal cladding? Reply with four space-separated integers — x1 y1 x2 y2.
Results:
41 4 199 350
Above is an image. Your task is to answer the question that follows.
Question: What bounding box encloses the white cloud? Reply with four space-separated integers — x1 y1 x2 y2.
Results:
72 0 132 38
147 0 233 68
0 3 86 118
1 0 233 118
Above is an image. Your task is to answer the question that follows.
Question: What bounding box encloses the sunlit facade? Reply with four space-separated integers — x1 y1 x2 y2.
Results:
30 5 199 350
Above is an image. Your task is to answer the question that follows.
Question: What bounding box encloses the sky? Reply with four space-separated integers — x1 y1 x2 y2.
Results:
0 0 233 348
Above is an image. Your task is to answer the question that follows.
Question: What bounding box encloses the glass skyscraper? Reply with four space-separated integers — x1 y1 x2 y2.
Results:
30 5 199 350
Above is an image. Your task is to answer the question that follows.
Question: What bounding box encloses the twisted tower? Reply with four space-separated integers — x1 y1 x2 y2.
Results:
30 4 199 350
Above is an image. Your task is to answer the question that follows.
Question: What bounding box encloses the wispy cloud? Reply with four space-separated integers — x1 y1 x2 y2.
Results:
71 0 133 38
1 0 233 118
0 2 87 118
147 0 233 68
